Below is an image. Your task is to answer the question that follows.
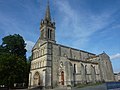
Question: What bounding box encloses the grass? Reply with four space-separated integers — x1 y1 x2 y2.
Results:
76 82 103 88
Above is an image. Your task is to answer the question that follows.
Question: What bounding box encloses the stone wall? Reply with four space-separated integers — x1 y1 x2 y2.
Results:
98 53 115 81
29 42 52 88
51 42 102 87
29 41 115 88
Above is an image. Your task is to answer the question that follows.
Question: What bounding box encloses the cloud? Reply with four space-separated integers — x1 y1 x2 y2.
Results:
55 0 119 48
110 53 120 60
25 40 35 52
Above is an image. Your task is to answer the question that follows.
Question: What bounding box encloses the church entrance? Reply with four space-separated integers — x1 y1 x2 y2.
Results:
33 72 40 86
61 71 64 85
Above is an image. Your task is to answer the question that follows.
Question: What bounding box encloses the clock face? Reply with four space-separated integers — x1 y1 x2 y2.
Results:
60 61 63 68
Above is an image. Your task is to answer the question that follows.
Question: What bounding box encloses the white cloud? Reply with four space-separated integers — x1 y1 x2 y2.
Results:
110 53 120 60
56 0 118 48
25 40 35 52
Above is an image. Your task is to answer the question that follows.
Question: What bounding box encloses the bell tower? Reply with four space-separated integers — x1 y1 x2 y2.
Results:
40 1 56 43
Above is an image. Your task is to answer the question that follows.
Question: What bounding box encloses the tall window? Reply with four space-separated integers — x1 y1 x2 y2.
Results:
74 64 76 73
48 28 52 39
50 30 52 39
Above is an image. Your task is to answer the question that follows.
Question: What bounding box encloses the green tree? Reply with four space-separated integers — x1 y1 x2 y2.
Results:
0 34 28 88
1 34 26 57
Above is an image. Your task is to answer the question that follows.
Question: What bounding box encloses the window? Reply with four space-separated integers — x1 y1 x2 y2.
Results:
74 64 76 73
48 28 52 39
50 30 52 39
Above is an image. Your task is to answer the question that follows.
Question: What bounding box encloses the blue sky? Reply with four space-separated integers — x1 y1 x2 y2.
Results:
0 0 120 73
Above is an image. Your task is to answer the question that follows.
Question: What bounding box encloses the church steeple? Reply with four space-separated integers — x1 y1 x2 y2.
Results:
40 0 56 43
44 0 51 21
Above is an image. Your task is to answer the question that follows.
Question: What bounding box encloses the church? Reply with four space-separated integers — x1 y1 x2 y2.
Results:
29 1 115 89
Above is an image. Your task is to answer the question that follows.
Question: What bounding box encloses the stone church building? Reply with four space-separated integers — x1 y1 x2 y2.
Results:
29 2 115 89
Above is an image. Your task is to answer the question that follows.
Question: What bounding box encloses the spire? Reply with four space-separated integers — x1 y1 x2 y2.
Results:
44 0 51 21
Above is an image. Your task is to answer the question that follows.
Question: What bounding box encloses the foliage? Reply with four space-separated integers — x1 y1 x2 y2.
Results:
0 34 29 88
1 34 26 57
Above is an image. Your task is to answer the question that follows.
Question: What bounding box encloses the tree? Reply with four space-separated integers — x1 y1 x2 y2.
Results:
1 34 26 58
0 34 28 88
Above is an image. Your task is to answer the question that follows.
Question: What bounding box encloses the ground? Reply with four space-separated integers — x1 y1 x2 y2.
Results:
13 84 107 90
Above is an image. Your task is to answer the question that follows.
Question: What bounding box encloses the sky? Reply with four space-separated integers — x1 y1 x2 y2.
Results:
0 0 120 73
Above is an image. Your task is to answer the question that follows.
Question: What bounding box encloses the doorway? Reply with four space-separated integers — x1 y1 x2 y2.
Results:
33 72 40 86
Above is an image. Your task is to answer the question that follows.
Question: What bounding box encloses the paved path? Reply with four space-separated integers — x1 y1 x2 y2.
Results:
13 84 107 90
72 84 107 90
